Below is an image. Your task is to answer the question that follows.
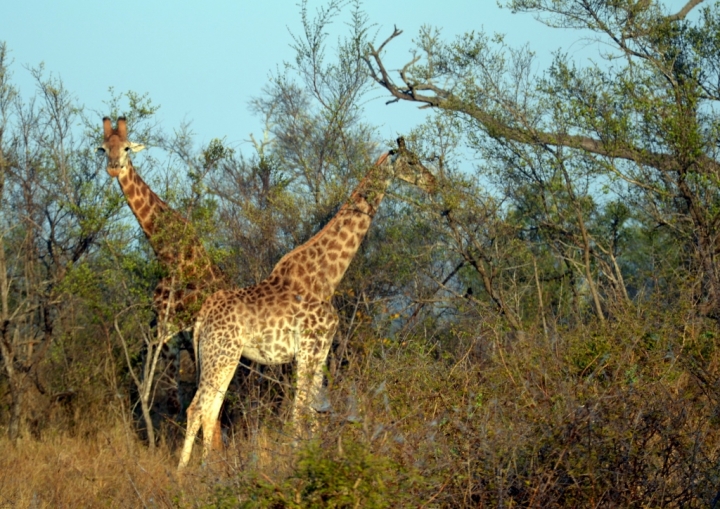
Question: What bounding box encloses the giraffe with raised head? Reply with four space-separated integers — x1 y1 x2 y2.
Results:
99 116 225 412
178 137 436 469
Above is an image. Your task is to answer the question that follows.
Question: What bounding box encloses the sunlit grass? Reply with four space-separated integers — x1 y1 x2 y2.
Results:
1 304 720 507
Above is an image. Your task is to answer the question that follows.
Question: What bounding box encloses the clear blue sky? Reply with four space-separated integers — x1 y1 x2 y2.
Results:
0 0 694 157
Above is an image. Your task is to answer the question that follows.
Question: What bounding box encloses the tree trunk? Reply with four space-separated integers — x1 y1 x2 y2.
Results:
7 376 24 441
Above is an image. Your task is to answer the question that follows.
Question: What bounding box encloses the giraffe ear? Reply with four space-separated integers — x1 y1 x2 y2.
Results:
128 142 145 153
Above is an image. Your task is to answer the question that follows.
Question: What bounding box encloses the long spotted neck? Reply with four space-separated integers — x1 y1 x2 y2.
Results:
271 153 394 300
116 164 218 280
118 159 224 324
116 162 171 248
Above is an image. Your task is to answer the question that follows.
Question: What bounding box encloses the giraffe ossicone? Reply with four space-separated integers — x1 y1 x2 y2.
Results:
178 137 435 469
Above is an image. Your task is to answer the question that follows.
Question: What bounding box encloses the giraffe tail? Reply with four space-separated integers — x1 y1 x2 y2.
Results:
192 315 204 384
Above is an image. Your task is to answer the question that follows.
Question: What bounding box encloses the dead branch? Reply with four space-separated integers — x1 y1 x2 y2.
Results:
667 0 706 22
365 27 720 176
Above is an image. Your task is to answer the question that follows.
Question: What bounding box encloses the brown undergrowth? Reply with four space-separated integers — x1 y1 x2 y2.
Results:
2 305 720 507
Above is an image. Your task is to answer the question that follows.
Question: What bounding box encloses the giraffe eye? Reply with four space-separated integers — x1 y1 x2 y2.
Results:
96 147 106 155
124 146 131 152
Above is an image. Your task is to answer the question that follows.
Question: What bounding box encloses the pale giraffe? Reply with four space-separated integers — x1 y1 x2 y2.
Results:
178 137 436 469
99 117 226 413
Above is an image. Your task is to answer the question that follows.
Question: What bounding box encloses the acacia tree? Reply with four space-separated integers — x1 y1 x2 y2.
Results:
364 0 720 323
249 0 377 227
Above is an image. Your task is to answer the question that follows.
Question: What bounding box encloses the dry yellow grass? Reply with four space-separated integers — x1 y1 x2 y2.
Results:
0 418 326 508
2 316 720 507
0 426 189 508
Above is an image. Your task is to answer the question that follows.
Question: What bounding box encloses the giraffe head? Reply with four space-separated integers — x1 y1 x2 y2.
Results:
98 117 145 178
380 137 436 192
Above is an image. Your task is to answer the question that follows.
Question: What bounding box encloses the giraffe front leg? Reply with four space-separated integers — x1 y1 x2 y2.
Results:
292 360 317 437
161 332 183 416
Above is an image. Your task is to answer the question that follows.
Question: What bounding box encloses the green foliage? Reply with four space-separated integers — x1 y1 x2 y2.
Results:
5 2 720 506
291 441 404 508
209 438 414 508
361 0 720 327
566 331 612 377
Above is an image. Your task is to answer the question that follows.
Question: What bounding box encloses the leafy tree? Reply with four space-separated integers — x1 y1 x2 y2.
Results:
364 0 720 324
0 44 123 440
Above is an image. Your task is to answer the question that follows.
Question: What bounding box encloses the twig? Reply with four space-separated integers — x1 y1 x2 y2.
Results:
449 342 474 377
114 304 145 391
126 472 148 509
420 473 452 508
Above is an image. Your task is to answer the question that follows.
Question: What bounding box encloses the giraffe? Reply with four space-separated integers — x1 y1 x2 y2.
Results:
178 137 436 469
99 117 226 414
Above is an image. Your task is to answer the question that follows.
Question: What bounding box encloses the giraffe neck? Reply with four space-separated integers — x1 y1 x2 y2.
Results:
117 163 226 328
272 160 392 300
117 162 224 281
116 162 171 247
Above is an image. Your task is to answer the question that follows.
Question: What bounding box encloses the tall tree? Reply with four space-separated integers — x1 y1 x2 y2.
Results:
364 0 720 322
0 45 119 440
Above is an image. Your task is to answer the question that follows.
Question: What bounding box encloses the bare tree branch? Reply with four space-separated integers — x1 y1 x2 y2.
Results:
666 0 706 22
365 29 720 176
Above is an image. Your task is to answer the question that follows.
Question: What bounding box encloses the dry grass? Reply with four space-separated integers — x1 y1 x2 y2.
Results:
2 308 720 507
0 426 180 508
0 416 322 507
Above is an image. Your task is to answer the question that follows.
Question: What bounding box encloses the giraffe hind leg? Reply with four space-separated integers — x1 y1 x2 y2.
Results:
178 344 240 469
178 393 202 470
199 363 237 465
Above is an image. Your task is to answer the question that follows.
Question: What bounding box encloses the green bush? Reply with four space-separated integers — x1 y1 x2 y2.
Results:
209 438 415 508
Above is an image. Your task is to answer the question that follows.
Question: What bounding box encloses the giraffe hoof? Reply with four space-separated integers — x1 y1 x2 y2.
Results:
311 388 332 413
